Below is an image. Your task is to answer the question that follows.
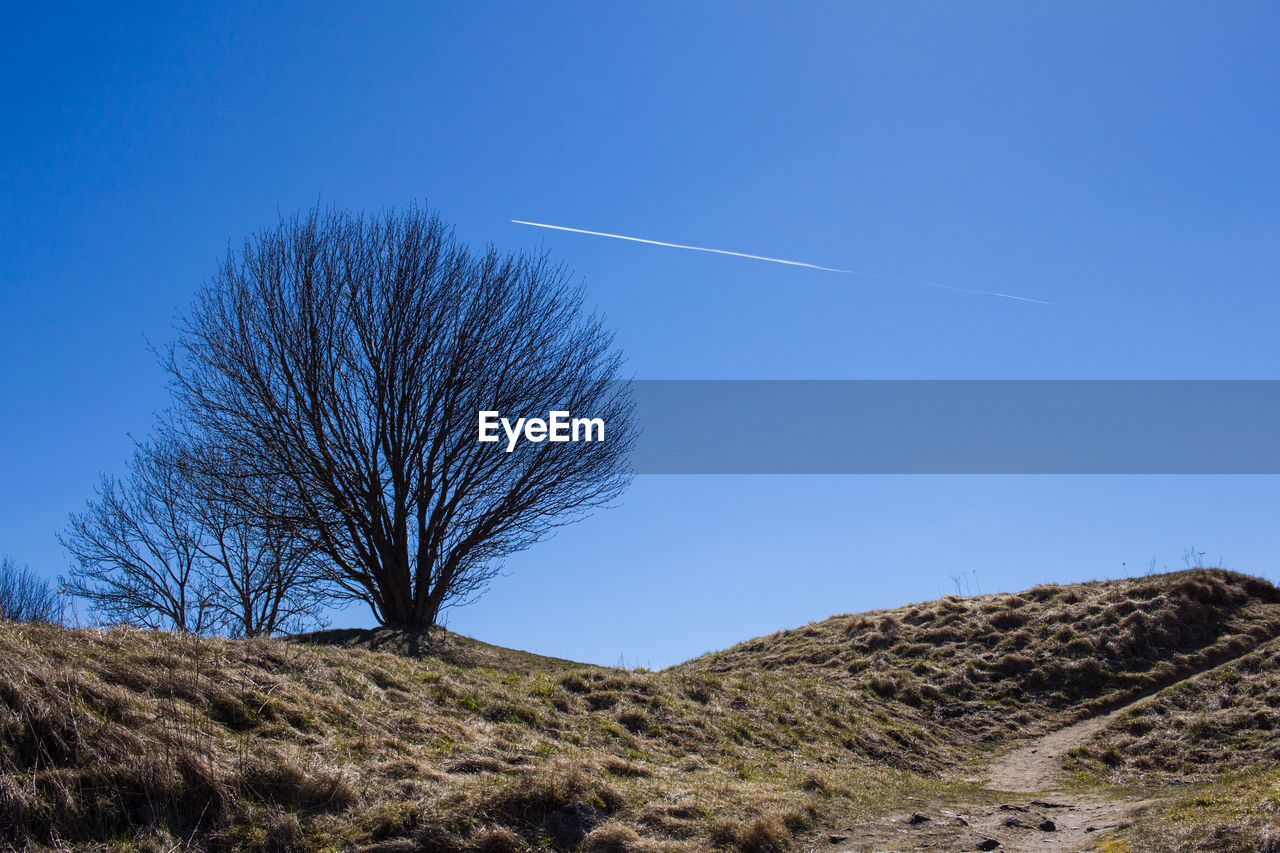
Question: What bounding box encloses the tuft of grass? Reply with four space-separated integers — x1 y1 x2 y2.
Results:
734 815 791 853
580 823 641 853
471 826 525 853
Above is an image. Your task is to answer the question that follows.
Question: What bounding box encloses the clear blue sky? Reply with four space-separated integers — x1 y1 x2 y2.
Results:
3 2 1278 667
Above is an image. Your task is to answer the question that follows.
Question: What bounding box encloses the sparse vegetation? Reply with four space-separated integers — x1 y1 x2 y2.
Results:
1067 634 1280 785
1121 767 1280 853
2 568 1278 850
684 569 1280 752
1065 624 1280 852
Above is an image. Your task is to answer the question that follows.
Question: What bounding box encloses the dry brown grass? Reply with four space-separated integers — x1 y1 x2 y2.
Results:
682 569 1280 749
294 625 594 674
1120 767 1280 853
580 823 641 853
1 568 1277 851
0 621 949 851
1066 634 1280 785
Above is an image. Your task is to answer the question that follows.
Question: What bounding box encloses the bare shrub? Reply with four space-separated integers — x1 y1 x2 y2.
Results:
61 447 213 632
60 440 329 636
0 556 59 624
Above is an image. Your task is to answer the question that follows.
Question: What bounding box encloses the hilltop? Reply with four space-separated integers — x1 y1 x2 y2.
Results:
1 569 1278 852
293 626 597 674
683 569 1280 750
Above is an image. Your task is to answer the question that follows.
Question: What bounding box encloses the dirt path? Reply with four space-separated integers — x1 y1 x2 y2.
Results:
982 635 1270 796
821 795 1151 853
816 651 1261 852
983 702 1134 794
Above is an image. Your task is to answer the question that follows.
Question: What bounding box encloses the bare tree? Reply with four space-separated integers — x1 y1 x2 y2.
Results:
167 205 634 631
177 442 329 637
196 500 327 637
0 556 60 623
61 439 329 636
61 446 214 632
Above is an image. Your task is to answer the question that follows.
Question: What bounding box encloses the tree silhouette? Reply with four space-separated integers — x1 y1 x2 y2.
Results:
166 205 634 630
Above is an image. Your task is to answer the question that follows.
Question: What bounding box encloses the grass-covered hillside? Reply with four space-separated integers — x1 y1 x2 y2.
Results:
0 622 967 852
1067 633 1280 785
685 569 1280 747
1065 630 1280 853
2 569 1278 852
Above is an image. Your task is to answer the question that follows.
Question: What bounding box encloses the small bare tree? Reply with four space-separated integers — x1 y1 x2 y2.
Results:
61 439 328 636
167 205 634 631
61 446 213 632
0 556 60 623
195 498 326 637
176 442 329 637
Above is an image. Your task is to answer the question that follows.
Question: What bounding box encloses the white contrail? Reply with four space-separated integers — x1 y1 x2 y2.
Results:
511 219 1057 306
511 219 852 273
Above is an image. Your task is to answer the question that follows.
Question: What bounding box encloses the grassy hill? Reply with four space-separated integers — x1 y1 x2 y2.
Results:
1064 631 1280 853
1067 632 1280 785
2 568 1278 852
293 626 598 674
683 569 1280 748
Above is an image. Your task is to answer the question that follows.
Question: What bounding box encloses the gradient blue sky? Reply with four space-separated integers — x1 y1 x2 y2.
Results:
3 3 1278 666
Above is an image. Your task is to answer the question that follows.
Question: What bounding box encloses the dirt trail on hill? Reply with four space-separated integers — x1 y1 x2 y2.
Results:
819 719 1150 853
818 704 1151 853
819 646 1273 852
984 703 1133 794
984 637 1271 794
821 795 1150 853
